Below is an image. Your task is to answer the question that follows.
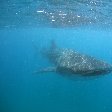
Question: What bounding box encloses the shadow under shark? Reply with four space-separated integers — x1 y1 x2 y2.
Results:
35 40 112 76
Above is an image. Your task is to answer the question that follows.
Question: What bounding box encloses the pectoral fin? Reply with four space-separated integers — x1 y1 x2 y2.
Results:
33 67 56 74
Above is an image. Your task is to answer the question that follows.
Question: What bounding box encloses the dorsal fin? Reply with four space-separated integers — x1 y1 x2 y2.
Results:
50 40 57 50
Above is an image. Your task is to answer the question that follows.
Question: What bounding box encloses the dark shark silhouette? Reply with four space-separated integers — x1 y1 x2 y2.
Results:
35 40 112 76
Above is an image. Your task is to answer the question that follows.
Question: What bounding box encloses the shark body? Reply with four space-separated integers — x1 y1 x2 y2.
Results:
36 40 112 76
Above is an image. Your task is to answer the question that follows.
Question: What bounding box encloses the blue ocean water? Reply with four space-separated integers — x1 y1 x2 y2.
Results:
1 28 112 112
1 0 112 112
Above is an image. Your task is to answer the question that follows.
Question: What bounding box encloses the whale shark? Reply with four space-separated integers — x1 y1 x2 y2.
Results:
35 40 112 76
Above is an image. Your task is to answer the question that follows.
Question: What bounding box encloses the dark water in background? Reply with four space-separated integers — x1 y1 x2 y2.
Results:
1 0 112 112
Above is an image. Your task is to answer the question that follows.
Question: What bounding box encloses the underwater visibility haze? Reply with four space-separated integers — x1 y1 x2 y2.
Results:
0 0 112 112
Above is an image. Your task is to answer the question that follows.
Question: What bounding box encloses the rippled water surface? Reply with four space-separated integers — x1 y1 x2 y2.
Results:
1 0 112 28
